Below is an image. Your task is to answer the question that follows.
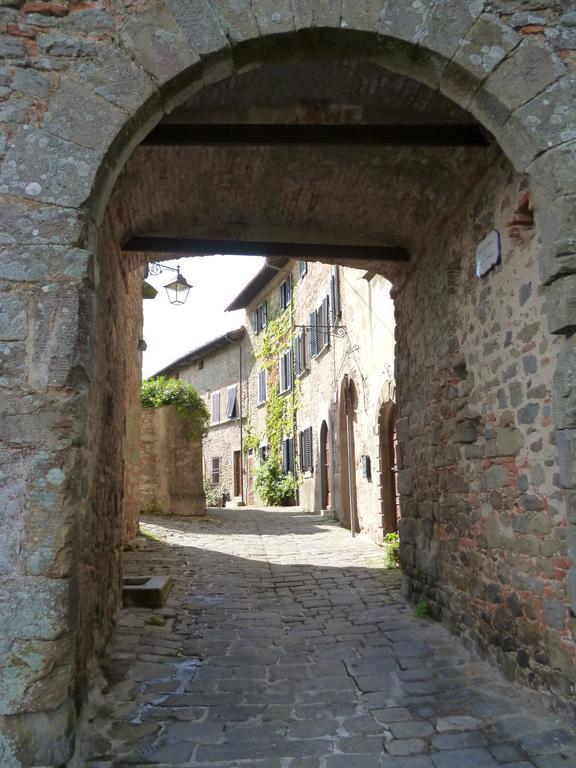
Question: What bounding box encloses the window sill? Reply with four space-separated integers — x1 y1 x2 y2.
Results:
257 400 266 408
279 387 292 396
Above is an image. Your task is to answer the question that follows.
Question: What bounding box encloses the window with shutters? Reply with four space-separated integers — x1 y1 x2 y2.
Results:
281 436 295 474
251 300 267 334
309 309 318 359
330 265 341 323
298 260 308 280
258 444 268 463
257 369 267 405
211 391 220 423
211 457 220 485
310 296 330 359
294 329 307 377
299 427 313 474
279 349 292 394
225 385 237 419
280 279 292 311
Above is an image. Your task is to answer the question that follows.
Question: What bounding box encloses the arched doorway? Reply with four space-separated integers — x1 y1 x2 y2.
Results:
2 8 575 760
320 420 330 511
339 376 359 534
378 401 401 534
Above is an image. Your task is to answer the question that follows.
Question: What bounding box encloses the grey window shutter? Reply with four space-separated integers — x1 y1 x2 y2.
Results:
281 439 288 473
310 310 318 358
262 300 267 329
252 308 259 334
226 386 237 418
279 355 285 392
299 431 304 473
212 391 220 421
287 437 294 474
294 336 301 376
306 427 313 472
322 296 330 347
287 348 292 388
331 265 341 322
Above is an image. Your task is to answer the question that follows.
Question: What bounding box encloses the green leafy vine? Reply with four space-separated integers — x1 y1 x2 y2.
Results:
248 291 302 504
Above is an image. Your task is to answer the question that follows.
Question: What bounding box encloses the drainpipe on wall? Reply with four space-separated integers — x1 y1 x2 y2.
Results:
344 373 356 538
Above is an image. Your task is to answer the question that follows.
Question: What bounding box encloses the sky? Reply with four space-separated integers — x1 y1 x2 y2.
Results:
142 255 265 379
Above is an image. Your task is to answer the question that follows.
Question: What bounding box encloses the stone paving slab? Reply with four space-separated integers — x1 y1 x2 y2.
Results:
76 508 576 768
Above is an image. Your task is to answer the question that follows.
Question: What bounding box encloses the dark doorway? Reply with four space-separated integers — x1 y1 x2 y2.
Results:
378 402 401 533
320 421 331 510
339 376 359 533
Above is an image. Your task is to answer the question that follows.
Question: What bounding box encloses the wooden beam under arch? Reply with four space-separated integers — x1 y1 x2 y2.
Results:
140 124 489 148
122 237 410 262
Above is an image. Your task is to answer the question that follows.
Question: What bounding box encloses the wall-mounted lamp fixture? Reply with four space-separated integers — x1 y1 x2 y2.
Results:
147 262 192 305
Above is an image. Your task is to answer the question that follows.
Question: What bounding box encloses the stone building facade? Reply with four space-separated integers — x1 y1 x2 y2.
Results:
1 1 576 764
227 259 397 543
156 328 248 505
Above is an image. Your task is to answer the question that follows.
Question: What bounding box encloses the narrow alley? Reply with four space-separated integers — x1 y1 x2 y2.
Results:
79 509 576 767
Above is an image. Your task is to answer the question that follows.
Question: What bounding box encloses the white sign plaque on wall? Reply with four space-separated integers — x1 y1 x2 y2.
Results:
475 229 501 278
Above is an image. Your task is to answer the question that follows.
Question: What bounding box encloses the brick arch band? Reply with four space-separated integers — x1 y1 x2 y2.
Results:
0 3 575 765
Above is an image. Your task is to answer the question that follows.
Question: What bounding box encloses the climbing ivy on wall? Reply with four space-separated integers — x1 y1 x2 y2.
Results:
141 376 209 441
248 291 302 504
254 297 301 457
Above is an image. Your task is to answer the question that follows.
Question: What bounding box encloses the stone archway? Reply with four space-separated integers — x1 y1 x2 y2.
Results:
1 4 576 764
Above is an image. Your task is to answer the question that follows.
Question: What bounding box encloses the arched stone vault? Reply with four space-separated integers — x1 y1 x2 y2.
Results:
0 2 575 764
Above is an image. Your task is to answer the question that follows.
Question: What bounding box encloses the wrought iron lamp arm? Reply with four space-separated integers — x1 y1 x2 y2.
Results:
147 261 181 276
294 324 347 338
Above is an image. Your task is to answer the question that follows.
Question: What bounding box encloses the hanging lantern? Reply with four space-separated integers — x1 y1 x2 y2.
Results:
164 267 192 305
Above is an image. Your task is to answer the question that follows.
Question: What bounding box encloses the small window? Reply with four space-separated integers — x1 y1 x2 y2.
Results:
281 437 295 474
298 260 308 280
294 329 307 377
225 385 237 419
252 300 268 335
211 457 220 485
279 349 292 394
299 427 313 473
280 279 292 311
257 369 267 405
198 359 204 370
211 391 220 423
309 296 330 359
258 444 268 464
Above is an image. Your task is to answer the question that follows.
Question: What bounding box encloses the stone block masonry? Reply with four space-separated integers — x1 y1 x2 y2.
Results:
139 405 205 517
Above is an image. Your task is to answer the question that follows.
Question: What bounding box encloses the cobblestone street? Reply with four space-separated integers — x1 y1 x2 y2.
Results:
78 509 576 767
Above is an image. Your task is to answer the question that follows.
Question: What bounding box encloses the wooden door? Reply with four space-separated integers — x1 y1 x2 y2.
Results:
233 450 242 498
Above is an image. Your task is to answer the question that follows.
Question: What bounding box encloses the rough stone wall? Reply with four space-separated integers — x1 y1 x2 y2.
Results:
75 210 145 712
139 405 205 516
396 147 574 704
